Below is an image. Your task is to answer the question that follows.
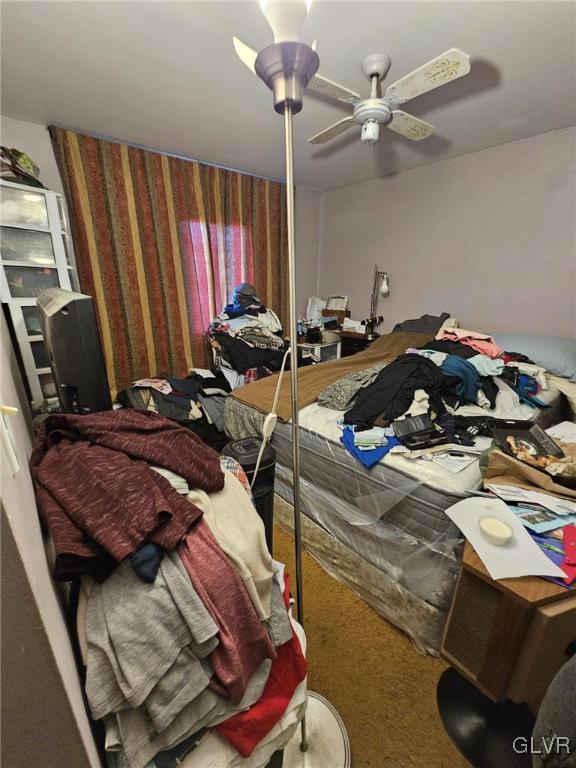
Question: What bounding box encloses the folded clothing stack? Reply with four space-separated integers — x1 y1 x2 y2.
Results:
353 426 389 450
31 410 307 768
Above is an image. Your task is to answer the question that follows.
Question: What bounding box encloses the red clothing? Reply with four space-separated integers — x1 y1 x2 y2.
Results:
31 410 223 580
215 574 307 757
178 523 276 704
32 409 223 490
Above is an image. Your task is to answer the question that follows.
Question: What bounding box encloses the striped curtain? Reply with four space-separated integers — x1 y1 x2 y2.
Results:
50 128 288 396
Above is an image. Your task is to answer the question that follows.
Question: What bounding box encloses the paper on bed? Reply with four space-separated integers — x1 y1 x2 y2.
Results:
444 497 566 580
431 453 478 474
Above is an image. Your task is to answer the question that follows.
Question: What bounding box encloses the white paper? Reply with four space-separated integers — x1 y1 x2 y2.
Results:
546 421 576 444
432 454 478 474
342 318 365 333
444 497 566 580
306 296 326 323
132 378 172 394
486 484 576 517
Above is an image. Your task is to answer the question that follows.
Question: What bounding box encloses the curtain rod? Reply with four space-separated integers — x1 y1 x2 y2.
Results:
48 124 286 186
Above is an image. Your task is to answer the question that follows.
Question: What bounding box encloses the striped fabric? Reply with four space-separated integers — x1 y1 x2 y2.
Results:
50 128 288 396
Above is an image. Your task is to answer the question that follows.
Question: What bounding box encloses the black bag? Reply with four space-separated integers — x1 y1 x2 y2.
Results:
392 415 450 450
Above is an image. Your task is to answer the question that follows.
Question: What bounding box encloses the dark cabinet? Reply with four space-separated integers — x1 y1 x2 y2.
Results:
339 332 379 358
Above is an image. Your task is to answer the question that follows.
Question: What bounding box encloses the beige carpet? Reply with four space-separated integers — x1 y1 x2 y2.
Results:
273 515 469 768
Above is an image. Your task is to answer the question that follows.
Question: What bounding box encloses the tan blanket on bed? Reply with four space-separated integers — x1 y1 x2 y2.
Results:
229 331 431 422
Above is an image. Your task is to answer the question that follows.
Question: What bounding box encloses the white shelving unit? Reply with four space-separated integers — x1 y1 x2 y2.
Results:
0 179 76 409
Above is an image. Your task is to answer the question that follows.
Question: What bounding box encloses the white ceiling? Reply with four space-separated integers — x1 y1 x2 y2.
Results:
2 1 575 191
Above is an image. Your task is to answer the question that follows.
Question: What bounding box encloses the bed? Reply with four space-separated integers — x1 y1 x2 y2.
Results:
223 331 569 654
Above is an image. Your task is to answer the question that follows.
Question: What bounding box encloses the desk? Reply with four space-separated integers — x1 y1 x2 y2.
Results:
439 543 576 767
442 542 576 706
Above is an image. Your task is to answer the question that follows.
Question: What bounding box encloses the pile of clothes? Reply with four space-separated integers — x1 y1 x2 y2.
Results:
117 370 230 451
31 410 307 768
317 326 554 468
209 283 288 388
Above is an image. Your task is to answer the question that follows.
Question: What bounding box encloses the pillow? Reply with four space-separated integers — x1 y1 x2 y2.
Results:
493 333 576 381
392 312 451 335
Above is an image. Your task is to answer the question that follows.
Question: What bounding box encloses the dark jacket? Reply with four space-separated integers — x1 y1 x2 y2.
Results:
344 353 447 429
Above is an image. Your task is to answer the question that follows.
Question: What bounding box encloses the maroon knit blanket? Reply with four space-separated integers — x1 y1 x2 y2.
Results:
30 410 224 580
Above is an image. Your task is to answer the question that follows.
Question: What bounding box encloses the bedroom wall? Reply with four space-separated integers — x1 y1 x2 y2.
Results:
317 126 576 337
1 311 100 768
295 187 321 317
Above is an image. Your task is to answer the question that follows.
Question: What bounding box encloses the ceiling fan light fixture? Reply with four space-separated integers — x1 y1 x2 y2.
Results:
304 48 470 147
361 119 380 144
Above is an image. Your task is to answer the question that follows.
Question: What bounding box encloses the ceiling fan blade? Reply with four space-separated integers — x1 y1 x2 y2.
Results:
233 36 257 74
308 116 356 144
307 73 361 103
385 48 471 105
388 111 435 141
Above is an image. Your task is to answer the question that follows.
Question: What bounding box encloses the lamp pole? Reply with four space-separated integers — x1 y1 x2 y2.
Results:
284 102 308 750
283 104 305 631
233 7 351 763
254 36 319 753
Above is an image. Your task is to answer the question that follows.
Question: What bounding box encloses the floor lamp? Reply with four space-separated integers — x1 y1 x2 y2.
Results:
235 2 351 765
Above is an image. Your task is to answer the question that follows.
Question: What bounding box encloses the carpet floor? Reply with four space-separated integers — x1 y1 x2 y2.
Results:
273 513 469 768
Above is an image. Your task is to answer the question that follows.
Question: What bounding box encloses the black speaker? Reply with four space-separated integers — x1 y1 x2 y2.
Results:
37 287 112 414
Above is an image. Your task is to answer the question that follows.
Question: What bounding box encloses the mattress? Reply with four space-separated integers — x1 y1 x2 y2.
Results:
272 420 466 609
225 380 563 495
274 493 448 655
295 377 563 494
224 377 566 654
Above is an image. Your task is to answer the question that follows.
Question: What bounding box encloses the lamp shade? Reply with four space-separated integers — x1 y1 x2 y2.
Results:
260 0 311 43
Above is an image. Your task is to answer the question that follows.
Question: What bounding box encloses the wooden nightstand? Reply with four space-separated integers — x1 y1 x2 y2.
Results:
339 331 379 358
438 543 576 767
442 542 576 707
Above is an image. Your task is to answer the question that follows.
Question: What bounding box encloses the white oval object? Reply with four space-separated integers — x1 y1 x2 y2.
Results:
479 516 513 546
283 691 351 768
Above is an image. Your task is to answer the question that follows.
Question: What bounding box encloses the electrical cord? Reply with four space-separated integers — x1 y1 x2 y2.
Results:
250 346 291 489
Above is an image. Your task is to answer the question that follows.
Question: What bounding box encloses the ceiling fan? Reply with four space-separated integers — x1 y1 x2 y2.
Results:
233 38 471 145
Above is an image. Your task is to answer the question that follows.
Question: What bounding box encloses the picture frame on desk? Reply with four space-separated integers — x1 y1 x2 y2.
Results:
326 295 349 312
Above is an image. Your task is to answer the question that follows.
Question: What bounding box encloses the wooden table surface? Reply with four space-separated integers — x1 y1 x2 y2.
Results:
463 541 572 607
